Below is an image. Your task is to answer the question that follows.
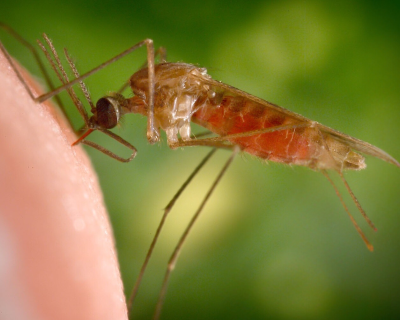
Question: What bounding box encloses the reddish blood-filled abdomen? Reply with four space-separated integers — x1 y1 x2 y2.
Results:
192 95 318 166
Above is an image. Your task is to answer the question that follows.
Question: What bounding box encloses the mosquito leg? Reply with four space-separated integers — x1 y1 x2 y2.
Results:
171 139 235 150
143 41 158 145
138 46 168 71
68 126 137 162
127 148 217 316
91 128 137 161
152 146 239 320
191 131 214 139
117 47 167 95
314 125 376 251
168 122 312 149
0 23 67 117
79 140 135 163
0 40 39 98
321 170 374 251
146 46 167 67
314 126 377 230
36 39 156 103
338 170 377 231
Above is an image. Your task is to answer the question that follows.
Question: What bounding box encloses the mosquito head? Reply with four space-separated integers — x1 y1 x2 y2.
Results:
91 93 126 129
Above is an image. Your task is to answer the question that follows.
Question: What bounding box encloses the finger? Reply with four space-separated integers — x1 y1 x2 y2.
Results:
0 50 127 320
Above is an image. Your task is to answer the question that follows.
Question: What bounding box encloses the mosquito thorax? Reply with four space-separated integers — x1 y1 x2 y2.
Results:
92 93 127 129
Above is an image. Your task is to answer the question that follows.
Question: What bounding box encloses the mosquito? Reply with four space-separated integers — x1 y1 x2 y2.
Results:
1 24 399 320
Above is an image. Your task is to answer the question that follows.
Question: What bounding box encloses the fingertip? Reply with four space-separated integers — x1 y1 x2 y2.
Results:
0 50 127 320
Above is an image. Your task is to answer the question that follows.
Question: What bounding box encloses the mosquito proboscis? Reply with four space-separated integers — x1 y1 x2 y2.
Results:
1 24 399 320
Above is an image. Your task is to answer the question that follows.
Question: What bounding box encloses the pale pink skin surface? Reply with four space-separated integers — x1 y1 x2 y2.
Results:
0 51 128 320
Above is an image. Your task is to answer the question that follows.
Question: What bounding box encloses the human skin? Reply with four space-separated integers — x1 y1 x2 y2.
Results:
0 50 127 320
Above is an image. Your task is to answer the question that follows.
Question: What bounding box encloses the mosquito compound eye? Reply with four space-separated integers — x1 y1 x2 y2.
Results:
95 97 120 129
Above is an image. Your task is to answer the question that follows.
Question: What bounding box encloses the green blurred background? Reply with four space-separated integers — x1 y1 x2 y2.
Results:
2 0 400 319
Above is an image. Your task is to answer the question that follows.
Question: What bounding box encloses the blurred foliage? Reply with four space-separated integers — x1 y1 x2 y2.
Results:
2 0 400 319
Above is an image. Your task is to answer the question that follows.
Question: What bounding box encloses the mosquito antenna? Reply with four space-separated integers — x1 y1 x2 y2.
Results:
321 170 374 251
127 148 217 315
153 146 239 320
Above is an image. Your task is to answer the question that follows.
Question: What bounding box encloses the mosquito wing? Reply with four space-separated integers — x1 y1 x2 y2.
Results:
194 74 400 168
317 125 400 168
